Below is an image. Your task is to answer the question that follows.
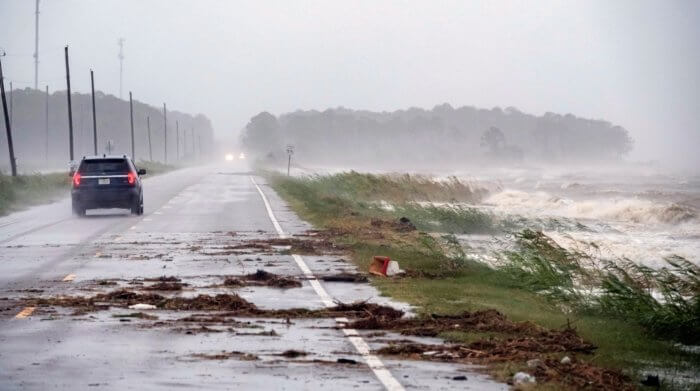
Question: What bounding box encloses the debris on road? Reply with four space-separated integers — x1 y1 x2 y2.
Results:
319 273 368 283
144 276 181 282
223 269 302 289
142 281 186 291
278 350 308 358
26 290 405 321
190 351 259 361
112 312 158 319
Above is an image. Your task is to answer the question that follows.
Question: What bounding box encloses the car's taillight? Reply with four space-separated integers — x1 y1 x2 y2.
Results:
127 171 136 185
72 172 81 187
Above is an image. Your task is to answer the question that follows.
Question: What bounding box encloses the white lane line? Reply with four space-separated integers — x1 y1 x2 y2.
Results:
142 218 152 222
154 211 163 215
250 176 405 391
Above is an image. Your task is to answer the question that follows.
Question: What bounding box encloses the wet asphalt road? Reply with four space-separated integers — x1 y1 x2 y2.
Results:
0 162 506 390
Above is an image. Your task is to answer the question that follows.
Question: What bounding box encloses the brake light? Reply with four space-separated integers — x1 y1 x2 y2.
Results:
72 172 81 187
127 171 136 185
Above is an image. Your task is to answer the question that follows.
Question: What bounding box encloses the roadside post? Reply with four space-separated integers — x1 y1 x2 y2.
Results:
286 145 294 176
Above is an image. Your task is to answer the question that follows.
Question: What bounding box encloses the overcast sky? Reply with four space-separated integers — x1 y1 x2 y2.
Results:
1 0 698 169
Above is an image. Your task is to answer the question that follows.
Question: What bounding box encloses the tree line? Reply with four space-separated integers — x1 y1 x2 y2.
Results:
0 87 214 172
241 103 633 167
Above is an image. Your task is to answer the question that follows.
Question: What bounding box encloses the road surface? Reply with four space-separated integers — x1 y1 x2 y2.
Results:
0 162 505 390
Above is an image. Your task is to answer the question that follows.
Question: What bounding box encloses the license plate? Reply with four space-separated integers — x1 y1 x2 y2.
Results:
98 178 110 185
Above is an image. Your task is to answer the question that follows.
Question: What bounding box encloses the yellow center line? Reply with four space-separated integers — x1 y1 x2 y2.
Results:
15 306 36 319
62 274 76 282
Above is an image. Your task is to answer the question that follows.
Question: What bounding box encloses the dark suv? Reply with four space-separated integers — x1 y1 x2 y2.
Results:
71 155 146 216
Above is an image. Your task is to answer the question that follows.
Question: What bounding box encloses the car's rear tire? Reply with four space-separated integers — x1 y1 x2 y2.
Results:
131 196 144 215
72 200 86 217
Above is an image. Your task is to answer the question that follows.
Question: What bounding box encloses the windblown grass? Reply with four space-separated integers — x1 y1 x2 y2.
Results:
502 230 699 345
0 172 70 216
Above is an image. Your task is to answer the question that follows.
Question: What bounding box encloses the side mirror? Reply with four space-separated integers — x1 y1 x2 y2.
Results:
68 160 78 176
137 168 147 176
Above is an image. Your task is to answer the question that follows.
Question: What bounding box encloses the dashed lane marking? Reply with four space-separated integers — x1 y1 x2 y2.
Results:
62 274 76 282
142 218 152 222
250 176 405 391
154 211 163 215
14 307 36 319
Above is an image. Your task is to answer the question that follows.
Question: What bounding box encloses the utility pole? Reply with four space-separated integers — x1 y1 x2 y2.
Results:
45 85 49 164
176 120 179 161
183 126 187 158
190 127 195 157
9 82 12 128
0 56 18 176
286 145 294 176
64 46 74 161
117 38 124 100
129 91 134 159
146 116 152 161
34 0 40 90
163 103 167 163
90 69 97 155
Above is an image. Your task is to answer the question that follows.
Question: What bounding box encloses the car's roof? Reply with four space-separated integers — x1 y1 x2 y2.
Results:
82 155 132 160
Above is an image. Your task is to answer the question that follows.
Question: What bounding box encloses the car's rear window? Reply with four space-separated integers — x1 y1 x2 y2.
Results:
79 159 130 174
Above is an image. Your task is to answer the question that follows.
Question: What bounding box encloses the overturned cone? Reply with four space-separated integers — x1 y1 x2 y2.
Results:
369 256 404 277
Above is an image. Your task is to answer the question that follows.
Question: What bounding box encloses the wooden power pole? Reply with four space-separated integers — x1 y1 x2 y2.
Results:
65 46 74 161
129 91 134 159
90 69 97 155
0 56 18 176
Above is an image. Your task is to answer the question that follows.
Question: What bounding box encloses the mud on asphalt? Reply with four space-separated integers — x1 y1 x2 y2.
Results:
6 229 634 390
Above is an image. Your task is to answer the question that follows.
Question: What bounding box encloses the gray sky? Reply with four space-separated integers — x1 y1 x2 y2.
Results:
1 0 698 169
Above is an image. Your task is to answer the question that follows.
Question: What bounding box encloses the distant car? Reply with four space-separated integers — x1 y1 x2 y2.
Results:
71 155 146 216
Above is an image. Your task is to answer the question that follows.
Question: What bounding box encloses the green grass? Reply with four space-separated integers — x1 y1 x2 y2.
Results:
0 172 71 216
267 171 700 389
0 160 176 216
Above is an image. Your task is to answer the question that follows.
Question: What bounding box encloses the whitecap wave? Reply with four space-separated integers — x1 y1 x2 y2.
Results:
485 190 696 225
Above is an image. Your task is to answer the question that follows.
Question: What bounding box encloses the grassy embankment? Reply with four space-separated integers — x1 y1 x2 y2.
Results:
267 171 699 389
0 161 175 216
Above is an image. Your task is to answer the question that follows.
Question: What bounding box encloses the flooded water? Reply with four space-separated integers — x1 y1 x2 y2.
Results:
459 166 700 269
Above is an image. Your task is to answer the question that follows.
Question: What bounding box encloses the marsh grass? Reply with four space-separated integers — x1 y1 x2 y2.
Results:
0 172 70 216
504 230 700 346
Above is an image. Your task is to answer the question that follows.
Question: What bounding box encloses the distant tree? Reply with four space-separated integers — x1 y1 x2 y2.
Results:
240 112 281 156
480 126 506 154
